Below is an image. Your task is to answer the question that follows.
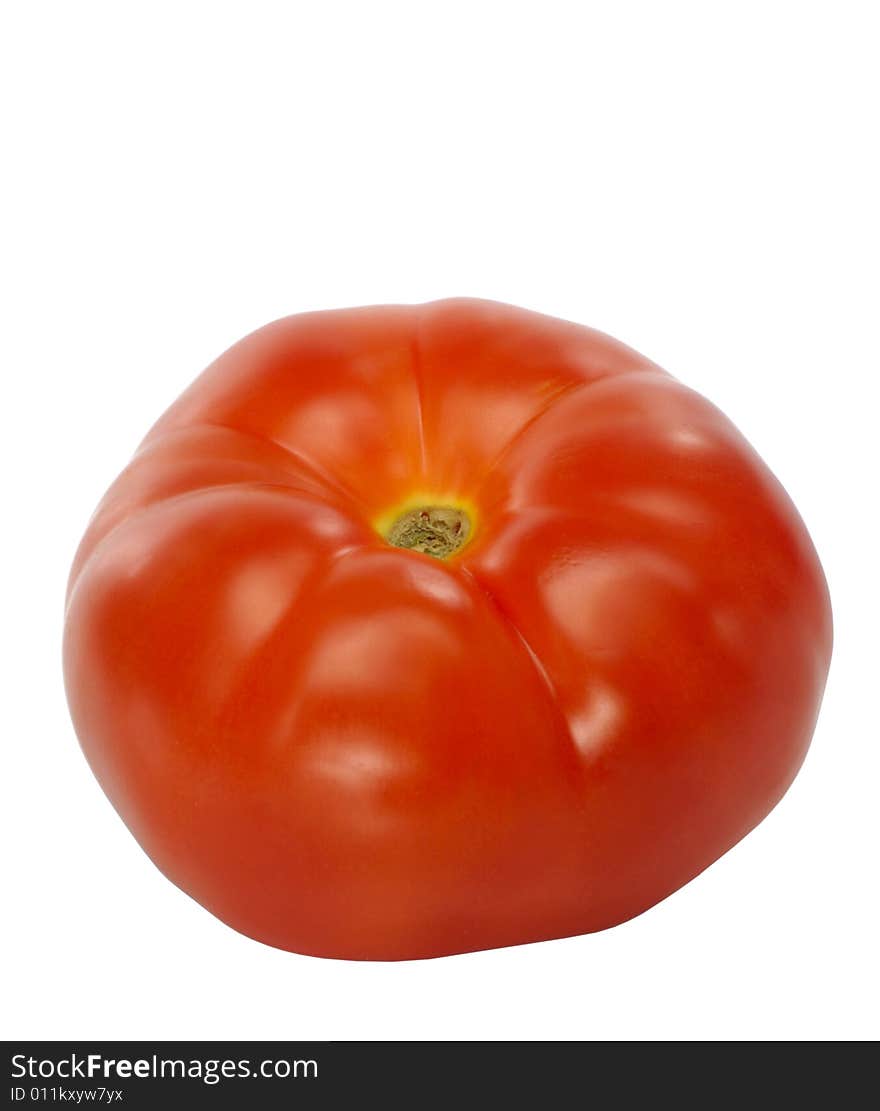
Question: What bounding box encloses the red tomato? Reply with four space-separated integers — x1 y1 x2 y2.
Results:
63 300 832 959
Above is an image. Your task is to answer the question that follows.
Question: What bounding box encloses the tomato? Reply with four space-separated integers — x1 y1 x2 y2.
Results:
63 299 832 960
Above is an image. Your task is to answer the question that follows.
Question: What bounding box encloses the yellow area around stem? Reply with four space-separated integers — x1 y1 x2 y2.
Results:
373 491 480 558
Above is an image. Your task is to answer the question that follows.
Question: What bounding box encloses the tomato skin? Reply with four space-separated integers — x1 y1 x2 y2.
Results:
63 299 832 959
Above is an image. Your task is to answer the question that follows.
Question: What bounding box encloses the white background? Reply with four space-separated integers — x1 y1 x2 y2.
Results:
2 1 877 1041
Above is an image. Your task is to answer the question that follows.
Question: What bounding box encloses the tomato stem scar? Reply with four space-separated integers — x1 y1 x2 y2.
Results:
385 505 471 559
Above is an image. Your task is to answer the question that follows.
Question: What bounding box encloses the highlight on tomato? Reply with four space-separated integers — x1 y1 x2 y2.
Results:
63 300 832 959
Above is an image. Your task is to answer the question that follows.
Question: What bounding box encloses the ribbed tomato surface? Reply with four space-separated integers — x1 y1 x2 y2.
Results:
63 300 832 959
